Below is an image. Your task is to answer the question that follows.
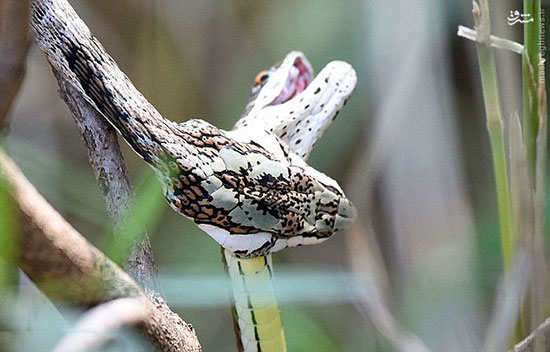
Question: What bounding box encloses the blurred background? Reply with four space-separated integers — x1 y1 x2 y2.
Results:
3 0 550 351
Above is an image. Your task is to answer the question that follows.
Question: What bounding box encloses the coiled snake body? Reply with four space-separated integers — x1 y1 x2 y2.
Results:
31 1 356 350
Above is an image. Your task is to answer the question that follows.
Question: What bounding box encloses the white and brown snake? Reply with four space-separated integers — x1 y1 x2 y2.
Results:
30 1 357 351
225 52 356 352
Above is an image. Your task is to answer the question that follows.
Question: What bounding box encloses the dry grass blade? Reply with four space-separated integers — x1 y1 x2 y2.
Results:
507 112 533 253
52 298 150 352
349 224 432 352
512 317 550 352
483 249 532 352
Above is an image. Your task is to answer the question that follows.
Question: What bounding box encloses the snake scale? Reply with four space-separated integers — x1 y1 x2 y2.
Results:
30 1 357 351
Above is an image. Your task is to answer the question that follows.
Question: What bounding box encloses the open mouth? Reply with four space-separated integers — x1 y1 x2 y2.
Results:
270 58 313 105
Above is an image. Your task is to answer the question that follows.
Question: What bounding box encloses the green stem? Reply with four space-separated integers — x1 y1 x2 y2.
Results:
488 128 514 269
474 1 514 270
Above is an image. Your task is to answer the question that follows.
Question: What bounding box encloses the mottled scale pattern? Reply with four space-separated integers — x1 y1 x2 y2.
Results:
39 14 353 257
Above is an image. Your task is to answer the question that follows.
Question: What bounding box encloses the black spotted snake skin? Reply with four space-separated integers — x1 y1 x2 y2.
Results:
30 1 357 351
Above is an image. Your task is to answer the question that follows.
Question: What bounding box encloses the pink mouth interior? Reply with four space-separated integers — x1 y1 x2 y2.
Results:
270 58 312 105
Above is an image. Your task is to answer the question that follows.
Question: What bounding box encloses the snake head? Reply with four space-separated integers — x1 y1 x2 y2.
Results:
236 51 357 159
176 124 358 258
156 50 358 258
193 160 357 258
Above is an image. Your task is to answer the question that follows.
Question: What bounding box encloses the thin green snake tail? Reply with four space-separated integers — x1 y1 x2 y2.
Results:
223 249 287 352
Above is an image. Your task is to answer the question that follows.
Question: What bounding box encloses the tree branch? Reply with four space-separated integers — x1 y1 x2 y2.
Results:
0 0 31 130
0 150 201 351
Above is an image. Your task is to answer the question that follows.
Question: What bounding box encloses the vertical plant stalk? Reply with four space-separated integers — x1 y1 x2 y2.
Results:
529 44 548 352
473 1 514 269
528 83 547 350
523 0 546 343
522 0 541 166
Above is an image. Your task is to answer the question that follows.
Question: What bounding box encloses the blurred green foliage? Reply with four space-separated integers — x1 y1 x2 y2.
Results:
101 169 166 266
283 306 340 352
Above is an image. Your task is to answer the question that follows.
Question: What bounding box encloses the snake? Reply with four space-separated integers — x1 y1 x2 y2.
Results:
30 1 356 351
225 52 357 352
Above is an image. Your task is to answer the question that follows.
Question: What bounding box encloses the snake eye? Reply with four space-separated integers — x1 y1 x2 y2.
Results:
254 70 269 86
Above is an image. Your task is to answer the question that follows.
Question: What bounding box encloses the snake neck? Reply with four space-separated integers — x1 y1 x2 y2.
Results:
223 249 287 352
32 0 175 166
60 38 171 165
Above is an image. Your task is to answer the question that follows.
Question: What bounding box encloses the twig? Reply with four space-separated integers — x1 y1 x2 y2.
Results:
53 297 149 352
56 75 158 290
512 317 550 352
0 0 31 130
457 26 524 55
0 150 201 351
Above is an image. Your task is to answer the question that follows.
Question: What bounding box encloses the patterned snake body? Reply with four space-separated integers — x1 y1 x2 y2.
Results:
53 29 355 257
31 2 356 350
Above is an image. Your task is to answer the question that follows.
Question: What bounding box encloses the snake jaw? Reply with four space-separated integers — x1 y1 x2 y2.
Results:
237 54 357 160
210 52 358 257
269 55 313 105
244 51 314 116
